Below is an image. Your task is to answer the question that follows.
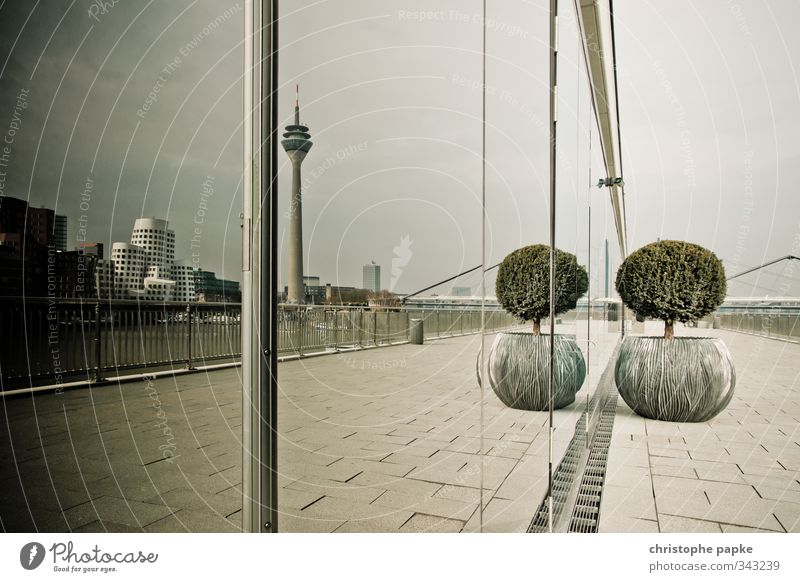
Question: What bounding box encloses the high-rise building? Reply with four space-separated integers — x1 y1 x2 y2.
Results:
53 248 114 298
281 85 313 303
363 261 380 293
0 197 50 296
26 206 54 248
54 214 67 252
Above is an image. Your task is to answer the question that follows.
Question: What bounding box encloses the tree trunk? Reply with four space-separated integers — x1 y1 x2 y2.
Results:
664 320 674 339
532 319 541 335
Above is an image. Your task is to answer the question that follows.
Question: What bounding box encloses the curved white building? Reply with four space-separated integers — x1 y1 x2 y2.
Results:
131 218 175 269
107 217 202 301
111 242 146 299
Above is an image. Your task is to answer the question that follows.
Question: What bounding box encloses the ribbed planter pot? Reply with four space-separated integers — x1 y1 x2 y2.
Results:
477 332 586 411
615 336 735 422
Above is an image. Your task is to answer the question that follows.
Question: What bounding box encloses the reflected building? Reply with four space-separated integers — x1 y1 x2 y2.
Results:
54 214 67 252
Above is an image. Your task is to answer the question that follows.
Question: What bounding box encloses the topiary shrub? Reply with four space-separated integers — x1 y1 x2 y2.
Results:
496 244 589 335
615 240 726 339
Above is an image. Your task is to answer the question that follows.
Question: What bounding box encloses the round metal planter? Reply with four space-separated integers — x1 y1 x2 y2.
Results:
478 332 586 411
614 336 735 422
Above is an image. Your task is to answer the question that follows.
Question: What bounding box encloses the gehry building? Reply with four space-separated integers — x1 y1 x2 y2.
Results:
110 218 195 301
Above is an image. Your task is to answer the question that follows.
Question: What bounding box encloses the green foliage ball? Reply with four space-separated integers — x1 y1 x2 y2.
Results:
615 240 726 324
495 244 589 323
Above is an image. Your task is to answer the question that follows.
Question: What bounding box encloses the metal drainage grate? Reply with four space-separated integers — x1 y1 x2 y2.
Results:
528 343 621 533
568 393 619 533
527 419 589 532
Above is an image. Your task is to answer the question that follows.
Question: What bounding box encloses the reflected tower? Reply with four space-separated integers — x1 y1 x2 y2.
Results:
281 85 313 303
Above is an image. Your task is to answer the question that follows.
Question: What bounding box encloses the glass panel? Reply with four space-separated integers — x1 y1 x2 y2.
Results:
0 1 245 532
277 1 495 533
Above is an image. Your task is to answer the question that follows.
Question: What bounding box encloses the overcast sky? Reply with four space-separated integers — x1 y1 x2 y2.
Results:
1 0 798 296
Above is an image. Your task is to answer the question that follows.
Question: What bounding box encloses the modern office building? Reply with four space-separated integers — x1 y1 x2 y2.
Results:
195 269 241 302
0 200 241 301
0 196 51 296
281 86 313 303
26 206 54 249
362 261 380 292
54 214 67 252
53 248 114 299
451 286 471 296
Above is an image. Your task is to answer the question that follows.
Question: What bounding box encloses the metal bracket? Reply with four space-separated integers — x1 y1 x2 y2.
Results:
597 177 624 188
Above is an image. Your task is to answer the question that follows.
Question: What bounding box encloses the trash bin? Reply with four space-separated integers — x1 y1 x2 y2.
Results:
607 303 621 332
409 318 424 344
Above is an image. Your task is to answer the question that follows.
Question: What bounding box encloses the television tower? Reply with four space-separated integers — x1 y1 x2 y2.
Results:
282 85 313 303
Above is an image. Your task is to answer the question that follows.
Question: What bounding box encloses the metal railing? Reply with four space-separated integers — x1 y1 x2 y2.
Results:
277 305 517 355
0 299 518 389
0 298 242 389
712 310 800 342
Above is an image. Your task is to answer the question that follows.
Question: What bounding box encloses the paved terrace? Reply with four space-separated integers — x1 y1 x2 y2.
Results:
1 327 798 533
601 324 800 533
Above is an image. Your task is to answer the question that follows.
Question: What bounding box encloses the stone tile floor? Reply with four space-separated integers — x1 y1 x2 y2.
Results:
1 326 616 533
600 324 800 533
3 324 797 533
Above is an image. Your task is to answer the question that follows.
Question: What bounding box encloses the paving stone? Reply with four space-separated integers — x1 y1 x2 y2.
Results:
298 496 398 521
6 328 800 534
283 477 385 506
332 511 415 533
433 484 485 504
600 484 658 521
372 490 477 521
62 496 176 529
659 515 723 533
399 512 465 533
144 509 240 532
